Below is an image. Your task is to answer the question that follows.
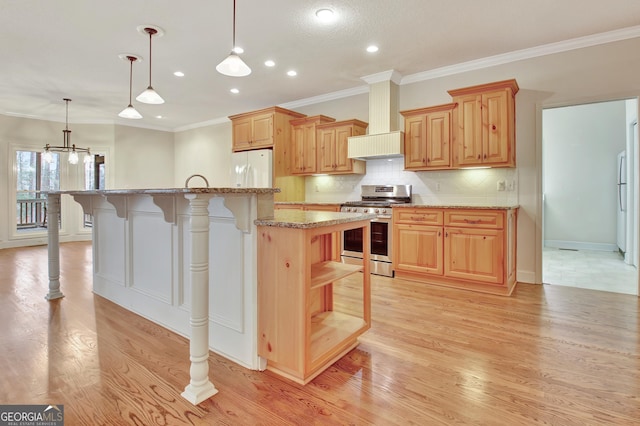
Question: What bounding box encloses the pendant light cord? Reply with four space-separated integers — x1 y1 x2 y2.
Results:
128 58 134 104
148 30 153 85
232 0 236 49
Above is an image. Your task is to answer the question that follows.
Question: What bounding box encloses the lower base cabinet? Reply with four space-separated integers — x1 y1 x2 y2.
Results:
393 207 517 295
257 218 371 384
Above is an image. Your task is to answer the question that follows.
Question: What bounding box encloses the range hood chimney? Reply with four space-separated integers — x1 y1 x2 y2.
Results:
348 70 404 159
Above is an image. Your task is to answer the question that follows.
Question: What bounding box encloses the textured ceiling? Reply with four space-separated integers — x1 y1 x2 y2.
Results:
1 0 640 130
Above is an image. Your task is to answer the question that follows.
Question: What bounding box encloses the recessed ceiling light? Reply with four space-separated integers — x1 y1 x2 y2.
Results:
156 115 163 119
230 88 240 94
232 46 244 54
315 8 335 22
287 70 297 77
366 45 379 53
264 60 275 67
173 71 184 77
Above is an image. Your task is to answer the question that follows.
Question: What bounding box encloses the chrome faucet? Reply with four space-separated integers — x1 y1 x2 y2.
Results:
184 174 210 188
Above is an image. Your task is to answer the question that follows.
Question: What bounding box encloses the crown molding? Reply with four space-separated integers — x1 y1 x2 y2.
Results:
401 24 640 85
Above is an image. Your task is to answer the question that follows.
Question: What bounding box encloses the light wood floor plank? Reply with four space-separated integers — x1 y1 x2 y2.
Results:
1 241 639 425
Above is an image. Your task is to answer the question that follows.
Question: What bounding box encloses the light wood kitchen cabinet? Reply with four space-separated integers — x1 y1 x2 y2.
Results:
400 103 456 170
316 119 367 174
393 207 518 295
448 79 518 168
393 208 444 275
290 115 336 175
229 106 307 202
257 216 371 384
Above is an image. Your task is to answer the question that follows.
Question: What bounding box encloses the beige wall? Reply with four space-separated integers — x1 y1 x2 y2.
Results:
174 122 232 187
113 125 174 189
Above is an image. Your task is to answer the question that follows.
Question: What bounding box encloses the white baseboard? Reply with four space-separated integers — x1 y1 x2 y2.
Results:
544 240 617 252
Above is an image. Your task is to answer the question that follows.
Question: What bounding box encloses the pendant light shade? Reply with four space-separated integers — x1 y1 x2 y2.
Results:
119 55 143 119
216 52 251 77
217 0 251 77
136 26 165 104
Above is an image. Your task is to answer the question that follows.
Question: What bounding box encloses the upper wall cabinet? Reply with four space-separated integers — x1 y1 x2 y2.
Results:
229 106 306 152
290 115 336 175
316 119 368 175
400 103 457 171
448 79 519 168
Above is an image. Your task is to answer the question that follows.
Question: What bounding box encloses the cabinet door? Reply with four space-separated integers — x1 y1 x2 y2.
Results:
482 90 510 164
453 95 483 166
316 128 336 172
404 115 427 169
334 125 354 172
426 109 451 168
395 224 443 275
251 112 274 149
301 122 318 173
232 117 253 151
444 228 504 284
291 124 306 174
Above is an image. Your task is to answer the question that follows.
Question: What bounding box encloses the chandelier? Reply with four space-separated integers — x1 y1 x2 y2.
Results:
43 98 91 165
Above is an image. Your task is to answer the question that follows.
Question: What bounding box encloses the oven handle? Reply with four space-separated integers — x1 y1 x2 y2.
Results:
373 215 392 221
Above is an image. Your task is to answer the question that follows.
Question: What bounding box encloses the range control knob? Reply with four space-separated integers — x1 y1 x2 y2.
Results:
375 209 380 214
381 208 387 214
363 208 368 213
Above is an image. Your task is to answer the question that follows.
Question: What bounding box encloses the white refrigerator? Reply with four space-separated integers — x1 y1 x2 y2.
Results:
617 150 627 253
230 148 273 188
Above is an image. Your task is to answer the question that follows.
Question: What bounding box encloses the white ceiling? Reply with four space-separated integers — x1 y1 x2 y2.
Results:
2 0 640 131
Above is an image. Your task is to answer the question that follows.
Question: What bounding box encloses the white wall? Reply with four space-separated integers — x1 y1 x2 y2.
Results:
543 101 627 250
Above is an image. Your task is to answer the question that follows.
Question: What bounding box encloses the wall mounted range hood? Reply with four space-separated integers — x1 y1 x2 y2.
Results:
348 70 404 159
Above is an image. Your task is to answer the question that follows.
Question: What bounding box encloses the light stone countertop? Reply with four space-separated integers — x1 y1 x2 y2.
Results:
255 210 376 229
395 204 519 210
49 187 280 195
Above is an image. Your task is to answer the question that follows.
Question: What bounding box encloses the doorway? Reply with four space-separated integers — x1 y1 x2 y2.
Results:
542 99 638 295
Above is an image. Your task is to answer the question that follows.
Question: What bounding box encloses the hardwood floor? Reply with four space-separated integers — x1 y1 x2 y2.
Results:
1 241 639 425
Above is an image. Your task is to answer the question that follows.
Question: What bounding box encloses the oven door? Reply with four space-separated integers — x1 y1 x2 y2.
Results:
342 217 391 263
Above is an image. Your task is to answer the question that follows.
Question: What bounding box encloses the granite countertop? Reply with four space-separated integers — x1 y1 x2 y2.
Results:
49 187 280 196
393 204 519 210
275 201 344 205
255 210 376 229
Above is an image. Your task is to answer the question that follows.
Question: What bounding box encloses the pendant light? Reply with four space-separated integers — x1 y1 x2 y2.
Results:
136 26 165 104
216 0 251 77
42 98 92 164
118 55 143 119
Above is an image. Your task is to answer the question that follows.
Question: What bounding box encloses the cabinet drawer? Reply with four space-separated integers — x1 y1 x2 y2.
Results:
394 208 443 225
444 210 504 229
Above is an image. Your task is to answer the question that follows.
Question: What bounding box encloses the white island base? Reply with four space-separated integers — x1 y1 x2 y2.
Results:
45 188 277 405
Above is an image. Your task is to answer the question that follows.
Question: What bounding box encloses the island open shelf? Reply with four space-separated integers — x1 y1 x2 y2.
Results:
256 210 372 385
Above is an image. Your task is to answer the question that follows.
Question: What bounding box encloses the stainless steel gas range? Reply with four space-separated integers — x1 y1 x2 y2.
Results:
340 184 412 277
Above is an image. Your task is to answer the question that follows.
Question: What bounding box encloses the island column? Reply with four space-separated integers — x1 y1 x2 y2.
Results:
181 193 218 404
45 193 64 300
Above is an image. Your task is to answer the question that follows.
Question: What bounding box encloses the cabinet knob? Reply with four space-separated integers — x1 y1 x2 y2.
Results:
492 124 497 130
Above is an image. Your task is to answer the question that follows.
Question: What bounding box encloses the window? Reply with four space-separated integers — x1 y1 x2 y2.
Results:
16 150 60 231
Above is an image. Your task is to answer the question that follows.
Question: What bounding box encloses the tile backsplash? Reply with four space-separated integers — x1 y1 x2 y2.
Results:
305 157 518 205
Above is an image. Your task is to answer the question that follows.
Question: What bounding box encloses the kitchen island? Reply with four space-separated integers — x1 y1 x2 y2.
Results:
45 189 376 403
255 210 376 384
